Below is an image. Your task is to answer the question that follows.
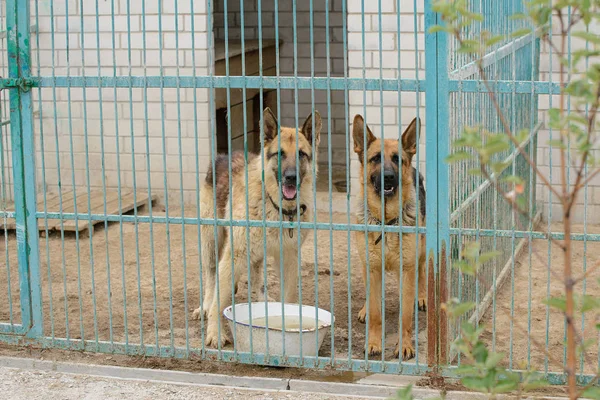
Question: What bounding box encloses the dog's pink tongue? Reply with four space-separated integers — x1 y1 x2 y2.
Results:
282 184 297 199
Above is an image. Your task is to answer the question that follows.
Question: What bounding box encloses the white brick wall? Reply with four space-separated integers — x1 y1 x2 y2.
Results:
27 0 212 205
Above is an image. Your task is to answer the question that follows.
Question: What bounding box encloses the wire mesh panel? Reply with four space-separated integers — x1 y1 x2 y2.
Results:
444 0 541 362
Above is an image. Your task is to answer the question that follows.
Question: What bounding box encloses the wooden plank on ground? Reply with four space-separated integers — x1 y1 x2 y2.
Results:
0 190 155 234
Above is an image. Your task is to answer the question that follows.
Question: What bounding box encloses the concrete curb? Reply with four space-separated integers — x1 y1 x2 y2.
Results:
0 356 568 400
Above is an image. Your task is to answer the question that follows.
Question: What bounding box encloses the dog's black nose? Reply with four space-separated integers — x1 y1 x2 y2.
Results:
283 169 297 185
383 169 396 186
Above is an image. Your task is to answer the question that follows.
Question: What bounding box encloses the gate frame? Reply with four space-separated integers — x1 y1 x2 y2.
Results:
1 0 42 338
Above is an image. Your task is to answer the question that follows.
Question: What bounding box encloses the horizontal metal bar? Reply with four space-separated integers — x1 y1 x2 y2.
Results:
37 76 424 92
449 79 562 94
0 120 9 126
450 31 536 80
29 76 562 94
0 323 27 335
25 211 426 234
0 211 596 241
0 334 592 385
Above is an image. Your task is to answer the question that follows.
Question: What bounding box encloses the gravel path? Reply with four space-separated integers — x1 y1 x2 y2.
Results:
0 366 383 400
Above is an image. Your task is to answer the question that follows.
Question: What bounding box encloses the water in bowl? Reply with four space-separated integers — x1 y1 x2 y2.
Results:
246 315 322 331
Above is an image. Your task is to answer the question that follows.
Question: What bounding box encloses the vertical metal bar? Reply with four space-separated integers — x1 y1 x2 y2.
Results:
412 0 423 367
292 0 302 361
63 0 86 346
222 0 234 359
325 0 335 367
32 0 55 342
256 0 271 360
360 0 371 368
425 0 449 366
377 0 386 369
78 0 100 349
342 0 353 366
109 0 129 353
239 0 254 359
173 0 190 357
191 0 207 358
6 0 42 338
140 0 160 352
125 0 145 348
94 0 114 348
157 0 176 354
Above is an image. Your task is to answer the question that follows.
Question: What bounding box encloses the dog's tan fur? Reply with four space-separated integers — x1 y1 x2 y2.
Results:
193 108 322 348
352 114 427 360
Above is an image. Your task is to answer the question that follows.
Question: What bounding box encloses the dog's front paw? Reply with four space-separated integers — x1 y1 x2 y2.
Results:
205 324 231 348
191 307 205 320
357 305 367 323
366 340 383 357
418 297 427 312
394 338 415 360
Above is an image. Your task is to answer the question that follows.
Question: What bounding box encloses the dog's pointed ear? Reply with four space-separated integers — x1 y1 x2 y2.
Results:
301 111 322 146
402 117 420 160
352 114 376 163
262 107 279 143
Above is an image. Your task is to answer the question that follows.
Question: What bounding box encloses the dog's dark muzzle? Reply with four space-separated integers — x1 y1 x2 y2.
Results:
371 168 398 198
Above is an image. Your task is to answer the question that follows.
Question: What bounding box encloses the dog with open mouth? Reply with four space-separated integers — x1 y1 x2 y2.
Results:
352 114 427 360
194 107 322 348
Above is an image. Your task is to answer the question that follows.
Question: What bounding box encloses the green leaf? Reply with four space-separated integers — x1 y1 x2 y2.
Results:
491 161 510 174
509 12 528 20
580 295 600 312
454 260 476 276
516 128 530 143
572 31 600 45
461 377 490 393
484 351 505 368
478 251 502 265
446 151 472 163
492 379 519 394
394 384 414 400
485 35 505 47
501 175 524 185
583 387 600 400
547 139 566 149
472 341 489 363
511 28 532 38
468 167 483 176
428 25 448 34
447 301 476 318
463 242 481 261
543 296 566 311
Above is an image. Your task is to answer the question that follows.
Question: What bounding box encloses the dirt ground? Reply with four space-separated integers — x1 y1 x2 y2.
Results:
478 223 600 375
0 205 598 376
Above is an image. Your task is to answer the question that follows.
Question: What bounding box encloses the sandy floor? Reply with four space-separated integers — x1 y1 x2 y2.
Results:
0 206 598 376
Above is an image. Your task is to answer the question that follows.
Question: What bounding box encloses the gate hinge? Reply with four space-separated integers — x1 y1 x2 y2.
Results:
0 77 36 92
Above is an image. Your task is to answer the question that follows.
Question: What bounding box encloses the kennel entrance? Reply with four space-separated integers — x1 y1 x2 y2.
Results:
2 0 586 385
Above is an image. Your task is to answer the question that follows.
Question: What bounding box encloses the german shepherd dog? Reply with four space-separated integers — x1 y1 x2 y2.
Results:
193 107 322 348
352 115 426 360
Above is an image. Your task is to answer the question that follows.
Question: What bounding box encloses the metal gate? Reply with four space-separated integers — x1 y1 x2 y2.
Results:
0 0 550 379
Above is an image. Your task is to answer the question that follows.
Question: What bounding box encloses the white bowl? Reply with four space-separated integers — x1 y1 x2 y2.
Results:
223 302 334 357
